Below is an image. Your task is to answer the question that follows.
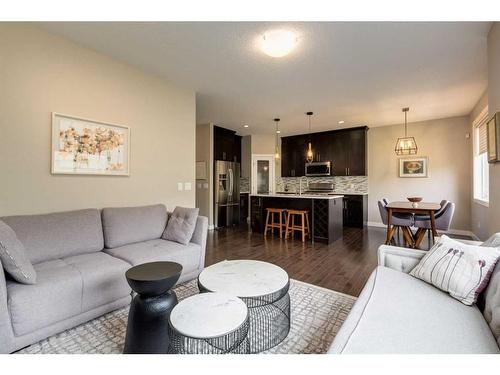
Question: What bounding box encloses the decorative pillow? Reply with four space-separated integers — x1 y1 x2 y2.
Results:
0 220 37 284
162 207 199 245
482 233 500 248
410 235 500 306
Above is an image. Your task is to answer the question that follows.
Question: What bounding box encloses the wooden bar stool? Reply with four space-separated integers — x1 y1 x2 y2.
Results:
285 209 310 242
264 208 287 238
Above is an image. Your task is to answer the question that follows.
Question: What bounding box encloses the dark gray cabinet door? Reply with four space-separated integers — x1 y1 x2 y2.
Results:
330 131 348 176
346 128 367 176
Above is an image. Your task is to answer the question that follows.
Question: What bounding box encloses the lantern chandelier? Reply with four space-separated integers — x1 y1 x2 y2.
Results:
394 107 418 155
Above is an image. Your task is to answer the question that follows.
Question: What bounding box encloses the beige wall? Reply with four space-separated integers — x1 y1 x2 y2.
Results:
487 23 500 236
469 91 490 240
0 24 196 216
241 135 251 179
250 133 281 180
195 124 214 226
368 116 472 231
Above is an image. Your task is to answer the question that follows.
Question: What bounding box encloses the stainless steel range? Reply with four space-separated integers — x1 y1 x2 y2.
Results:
303 182 337 195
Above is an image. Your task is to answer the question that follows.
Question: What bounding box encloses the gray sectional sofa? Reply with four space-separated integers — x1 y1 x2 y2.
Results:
329 240 500 354
0 204 208 353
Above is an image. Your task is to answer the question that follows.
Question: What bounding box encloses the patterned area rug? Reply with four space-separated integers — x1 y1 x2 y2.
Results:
17 279 356 354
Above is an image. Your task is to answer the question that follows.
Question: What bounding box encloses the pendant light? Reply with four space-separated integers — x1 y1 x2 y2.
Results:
274 118 281 159
306 111 314 163
394 107 418 155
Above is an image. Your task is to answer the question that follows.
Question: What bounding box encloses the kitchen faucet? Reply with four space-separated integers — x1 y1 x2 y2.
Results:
299 176 308 195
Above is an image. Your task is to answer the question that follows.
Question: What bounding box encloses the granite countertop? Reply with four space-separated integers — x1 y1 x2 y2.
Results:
250 193 344 200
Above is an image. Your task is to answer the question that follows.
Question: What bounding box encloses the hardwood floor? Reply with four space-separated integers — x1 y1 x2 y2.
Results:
204 225 470 297
205 225 383 297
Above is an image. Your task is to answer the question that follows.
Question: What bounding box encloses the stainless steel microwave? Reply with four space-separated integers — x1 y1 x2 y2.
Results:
305 161 331 176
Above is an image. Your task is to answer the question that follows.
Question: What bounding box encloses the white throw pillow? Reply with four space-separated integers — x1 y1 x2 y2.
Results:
410 235 500 306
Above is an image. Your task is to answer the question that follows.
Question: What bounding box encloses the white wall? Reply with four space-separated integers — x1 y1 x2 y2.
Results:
0 24 196 216
368 116 472 231
487 23 500 236
195 124 214 226
469 91 490 239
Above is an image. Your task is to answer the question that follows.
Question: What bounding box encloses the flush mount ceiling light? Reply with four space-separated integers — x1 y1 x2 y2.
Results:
338 120 345 125
394 107 418 155
243 124 249 128
260 29 298 58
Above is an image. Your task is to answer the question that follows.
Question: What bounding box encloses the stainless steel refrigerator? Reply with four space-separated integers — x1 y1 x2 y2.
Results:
215 161 240 228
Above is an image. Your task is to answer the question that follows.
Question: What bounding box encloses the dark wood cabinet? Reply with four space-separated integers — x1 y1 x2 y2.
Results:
280 126 367 177
281 135 307 177
345 128 367 176
343 194 368 228
214 126 241 163
240 193 249 224
250 196 264 232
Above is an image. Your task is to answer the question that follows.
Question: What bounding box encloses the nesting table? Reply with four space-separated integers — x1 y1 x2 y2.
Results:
123 261 182 354
168 292 250 354
197 260 290 353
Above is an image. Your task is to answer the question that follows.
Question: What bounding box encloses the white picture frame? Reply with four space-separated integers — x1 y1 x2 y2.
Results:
399 156 428 178
51 113 130 176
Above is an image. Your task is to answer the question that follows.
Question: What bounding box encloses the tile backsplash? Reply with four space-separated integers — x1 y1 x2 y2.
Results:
276 176 368 194
240 177 250 193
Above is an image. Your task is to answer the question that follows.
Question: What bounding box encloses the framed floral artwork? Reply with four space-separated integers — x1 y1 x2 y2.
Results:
399 156 428 178
51 113 130 176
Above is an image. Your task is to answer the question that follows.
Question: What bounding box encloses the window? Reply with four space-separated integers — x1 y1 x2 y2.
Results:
473 109 489 206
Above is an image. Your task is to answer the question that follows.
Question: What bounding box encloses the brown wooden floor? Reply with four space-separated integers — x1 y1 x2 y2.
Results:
205 225 385 297
204 225 470 297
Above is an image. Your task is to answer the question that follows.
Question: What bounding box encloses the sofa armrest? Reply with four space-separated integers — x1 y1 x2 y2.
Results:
190 216 208 271
378 245 427 274
0 258 14 353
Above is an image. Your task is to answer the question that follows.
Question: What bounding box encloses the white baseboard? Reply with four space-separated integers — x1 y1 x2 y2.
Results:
208 224 215 230
366 221 478 240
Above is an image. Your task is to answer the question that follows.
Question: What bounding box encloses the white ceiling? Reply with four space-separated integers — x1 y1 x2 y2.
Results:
38 22 490 136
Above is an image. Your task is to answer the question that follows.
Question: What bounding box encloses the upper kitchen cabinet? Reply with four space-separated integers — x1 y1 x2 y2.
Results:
280 126 368 177
214 125 241 163
281 134 308 177
345 127 367 176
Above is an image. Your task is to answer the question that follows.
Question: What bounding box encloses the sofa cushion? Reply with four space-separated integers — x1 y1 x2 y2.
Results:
6 259 83 336
102 204 168 248
2 209 104 264
63 253 131 312
482 261 500 347
104 239 201 275
163 207 199 245
329 266 499 354
0 220 37 284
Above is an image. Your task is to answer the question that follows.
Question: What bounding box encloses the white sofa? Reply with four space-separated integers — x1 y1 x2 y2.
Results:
329 240 500 354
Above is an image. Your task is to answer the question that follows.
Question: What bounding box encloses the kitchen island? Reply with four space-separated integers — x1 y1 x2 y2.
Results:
250 193 343 244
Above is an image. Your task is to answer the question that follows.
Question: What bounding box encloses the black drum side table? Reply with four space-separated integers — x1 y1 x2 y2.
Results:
123 261 182 354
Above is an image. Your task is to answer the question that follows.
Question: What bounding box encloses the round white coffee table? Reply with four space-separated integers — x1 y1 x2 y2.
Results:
198 260 290 353
168 292 250 354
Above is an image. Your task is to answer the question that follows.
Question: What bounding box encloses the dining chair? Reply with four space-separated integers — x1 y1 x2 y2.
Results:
414 200 449 220
414 202 455 247
378 200 414 246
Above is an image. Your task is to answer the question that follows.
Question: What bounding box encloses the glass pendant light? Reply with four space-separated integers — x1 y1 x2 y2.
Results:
395 107 418 155
306 111 314 163
274 118 281 159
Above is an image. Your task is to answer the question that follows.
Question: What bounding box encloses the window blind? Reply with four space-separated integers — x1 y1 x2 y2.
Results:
478 122 488 155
